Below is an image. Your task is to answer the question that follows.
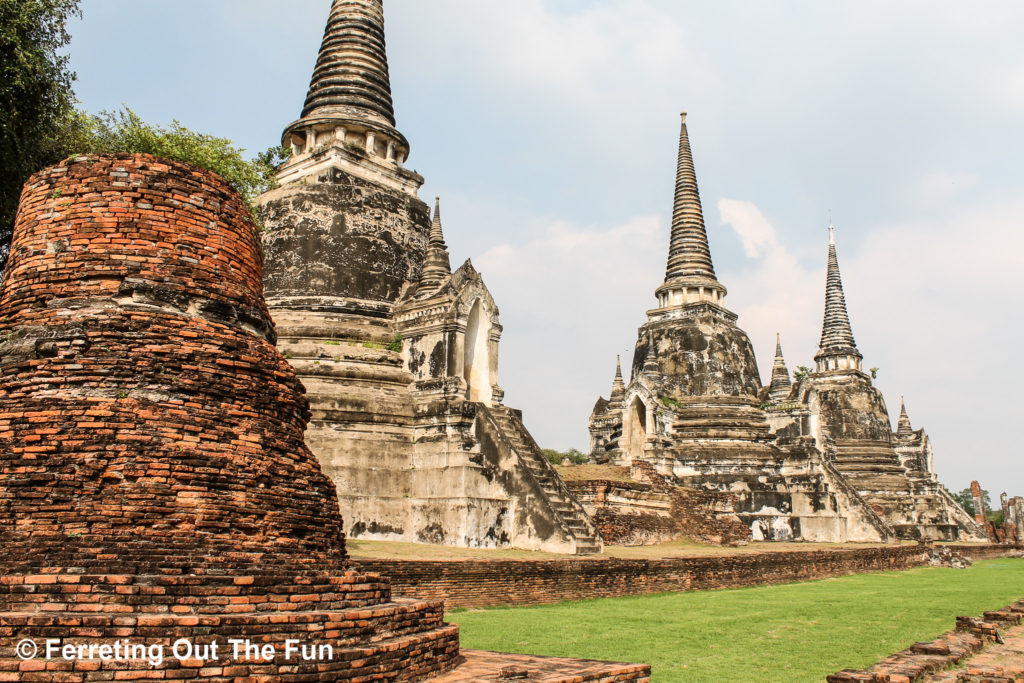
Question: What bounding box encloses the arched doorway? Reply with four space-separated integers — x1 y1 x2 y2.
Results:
623 396 647 463
464 300 492 404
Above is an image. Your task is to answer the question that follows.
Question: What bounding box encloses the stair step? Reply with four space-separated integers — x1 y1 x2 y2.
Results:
482 404 601 553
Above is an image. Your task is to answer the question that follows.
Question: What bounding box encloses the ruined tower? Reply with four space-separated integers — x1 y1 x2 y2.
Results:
625 113 767 451
589 115 886 542
0 154 462 680
776 228 984 541
258 0 600 553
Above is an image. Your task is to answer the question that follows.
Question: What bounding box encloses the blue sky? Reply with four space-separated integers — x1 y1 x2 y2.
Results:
68 1 1024 494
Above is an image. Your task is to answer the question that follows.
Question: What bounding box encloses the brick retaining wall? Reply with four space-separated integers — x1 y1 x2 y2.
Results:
357 544 1015 609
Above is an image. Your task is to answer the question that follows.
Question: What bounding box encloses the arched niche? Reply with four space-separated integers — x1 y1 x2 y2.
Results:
623 395 648 463
464 299 492 404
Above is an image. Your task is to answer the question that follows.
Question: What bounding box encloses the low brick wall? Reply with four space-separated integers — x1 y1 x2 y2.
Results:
828 597 1024 682
566 478 749 546
356 544 1016 609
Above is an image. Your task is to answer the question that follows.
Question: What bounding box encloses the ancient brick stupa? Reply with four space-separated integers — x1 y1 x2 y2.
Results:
258 0 600 553
0 154 460 680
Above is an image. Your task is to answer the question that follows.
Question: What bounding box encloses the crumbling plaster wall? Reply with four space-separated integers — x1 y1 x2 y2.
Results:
633 313 762 398
259 171 430 304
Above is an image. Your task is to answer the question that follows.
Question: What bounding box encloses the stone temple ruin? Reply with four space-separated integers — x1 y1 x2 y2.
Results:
971 480 1024 544
587 114 986 544
257 0 600 554
0 153 649 680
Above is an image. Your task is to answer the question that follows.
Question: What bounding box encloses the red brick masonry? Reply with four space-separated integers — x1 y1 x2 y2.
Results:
432 650 650 682
0 155 460 681
0 155 650 683
357 545 1013 609
828 598 1024 682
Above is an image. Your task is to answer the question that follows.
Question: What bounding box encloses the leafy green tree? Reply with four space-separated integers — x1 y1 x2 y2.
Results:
949 486 991 517
543 448 588 466
74 108 285 211
0 0 81 273
2 3 290 278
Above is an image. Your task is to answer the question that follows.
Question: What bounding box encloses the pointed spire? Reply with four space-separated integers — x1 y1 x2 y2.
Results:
655 112 727 309
279 0 420 193
814 225 863 373
643 332 661 376
303 0 395 126
428 196 446 245
896 397 913 438
663 112 724 283
767 332 792 402
418 196 452 293
609 355 626 404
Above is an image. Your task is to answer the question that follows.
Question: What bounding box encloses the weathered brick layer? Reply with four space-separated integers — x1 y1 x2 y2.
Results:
0 155 461 680
357 545 1014 609
566 472 749 546
0 154 346 572
828 598 1024 682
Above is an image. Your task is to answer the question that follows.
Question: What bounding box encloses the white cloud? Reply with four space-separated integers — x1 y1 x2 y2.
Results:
718 197 1024 490
477 215 664 327
474 216 666 450
716 203 821 385
718 198 779 258
912 170 980 204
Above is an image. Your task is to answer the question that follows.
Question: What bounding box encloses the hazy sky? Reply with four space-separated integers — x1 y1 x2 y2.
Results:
68 1 1023 494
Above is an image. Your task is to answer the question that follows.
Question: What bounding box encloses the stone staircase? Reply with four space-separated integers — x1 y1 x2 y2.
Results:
478 404 603 555
820 457 897 542
831 440 916 500
829 439 983 541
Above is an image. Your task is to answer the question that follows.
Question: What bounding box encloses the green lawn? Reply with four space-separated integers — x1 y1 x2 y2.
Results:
450 558 1024 682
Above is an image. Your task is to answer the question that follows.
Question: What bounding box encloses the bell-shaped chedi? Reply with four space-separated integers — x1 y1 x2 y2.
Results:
261 0 429 308
590 113 770 457
259 0 601 555
635 113 761 399
782 227 985 541
627 114 765 437
0 154 463 680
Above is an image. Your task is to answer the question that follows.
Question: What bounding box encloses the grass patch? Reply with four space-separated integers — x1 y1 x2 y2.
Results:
451 558 1024 682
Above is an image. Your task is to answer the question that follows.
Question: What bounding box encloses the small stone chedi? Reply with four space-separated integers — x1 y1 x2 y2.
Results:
766 226 982 540
589 113 984 542
258 0 600 553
